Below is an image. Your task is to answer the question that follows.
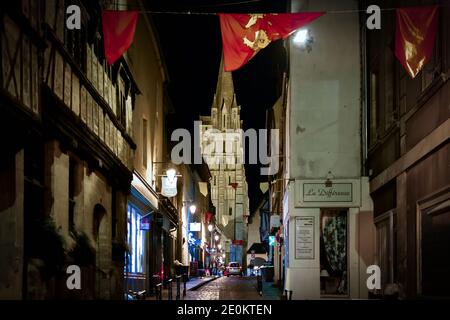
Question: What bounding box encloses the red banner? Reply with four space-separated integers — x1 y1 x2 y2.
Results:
219 13 324 72
395 6 439 79
102 11 139 65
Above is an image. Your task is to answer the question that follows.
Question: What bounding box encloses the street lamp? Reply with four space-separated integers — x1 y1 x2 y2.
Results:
189 204 197 214
208 224 213 232
214 234 220 242
217 244 222 250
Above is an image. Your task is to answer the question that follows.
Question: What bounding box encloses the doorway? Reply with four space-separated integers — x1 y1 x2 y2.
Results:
418 188 450 297
320 208 348 296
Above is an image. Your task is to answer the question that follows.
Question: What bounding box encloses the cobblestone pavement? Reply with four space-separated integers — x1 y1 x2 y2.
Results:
146 277 217 300
185 276 281 300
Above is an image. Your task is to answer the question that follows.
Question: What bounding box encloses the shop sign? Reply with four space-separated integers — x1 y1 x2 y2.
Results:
140 214 151 231
189 222 201 232
295 180 361 208
269 236 276 247
161 176 178 197
303 183 352 202
270 215 280 228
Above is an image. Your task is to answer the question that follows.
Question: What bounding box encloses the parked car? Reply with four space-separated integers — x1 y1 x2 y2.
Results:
226 262 243 277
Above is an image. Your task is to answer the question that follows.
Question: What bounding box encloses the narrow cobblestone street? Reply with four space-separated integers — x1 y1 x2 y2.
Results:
185 276 281 300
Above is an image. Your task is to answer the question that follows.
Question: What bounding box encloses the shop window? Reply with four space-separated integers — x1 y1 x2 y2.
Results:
374 210 396 291
420 6 442 92
126 204 145 274
320 209 348 296
421 45 441 92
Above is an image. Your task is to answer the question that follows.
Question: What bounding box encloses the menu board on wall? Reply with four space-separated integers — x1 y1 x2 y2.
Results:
295 216 315 259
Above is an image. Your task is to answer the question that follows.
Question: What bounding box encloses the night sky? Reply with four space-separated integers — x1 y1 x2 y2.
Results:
146 0 288 212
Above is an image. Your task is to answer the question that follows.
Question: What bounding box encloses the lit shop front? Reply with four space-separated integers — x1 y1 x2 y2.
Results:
125 173 159 294
283 178 375 299
125 204 150 291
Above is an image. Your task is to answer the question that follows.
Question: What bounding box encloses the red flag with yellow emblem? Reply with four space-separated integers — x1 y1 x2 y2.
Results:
219 13 324 72
102 10 139 65
395 6 439 79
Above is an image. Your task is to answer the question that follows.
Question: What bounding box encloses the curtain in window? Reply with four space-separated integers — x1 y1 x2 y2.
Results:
322 211 347 293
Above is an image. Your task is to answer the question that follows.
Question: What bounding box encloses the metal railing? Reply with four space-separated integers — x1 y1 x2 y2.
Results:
151 273 188 300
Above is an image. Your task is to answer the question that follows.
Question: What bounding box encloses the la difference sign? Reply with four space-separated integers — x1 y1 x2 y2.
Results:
304 183 352 202
295 179 361 207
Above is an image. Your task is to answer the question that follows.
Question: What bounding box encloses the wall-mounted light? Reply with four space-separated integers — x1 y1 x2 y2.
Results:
214 234 220 242
189 204 197 214
293 28 314 52
293 29 309 44
208 224 214 232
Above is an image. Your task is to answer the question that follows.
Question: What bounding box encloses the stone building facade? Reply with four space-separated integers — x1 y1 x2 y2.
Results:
0 0 136 299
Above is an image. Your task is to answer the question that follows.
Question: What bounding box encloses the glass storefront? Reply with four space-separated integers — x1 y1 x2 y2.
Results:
126 204 146 274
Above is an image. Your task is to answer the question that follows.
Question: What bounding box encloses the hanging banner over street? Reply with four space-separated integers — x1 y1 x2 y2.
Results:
395 6 439 78
102 11 139 65
219 12 324 71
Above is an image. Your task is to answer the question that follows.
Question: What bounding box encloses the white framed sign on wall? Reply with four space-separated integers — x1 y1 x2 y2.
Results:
295 216 315 260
